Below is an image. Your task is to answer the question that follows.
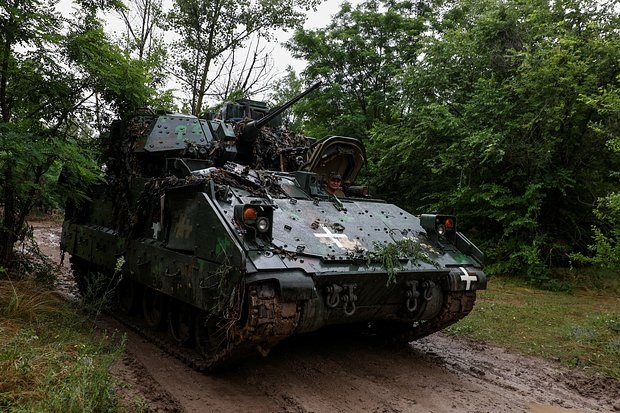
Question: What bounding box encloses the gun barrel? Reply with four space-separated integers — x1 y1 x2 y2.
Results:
255 81 322 128
236 81 322 165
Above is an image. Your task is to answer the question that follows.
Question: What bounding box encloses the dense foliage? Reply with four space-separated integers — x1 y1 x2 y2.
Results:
288 0 620 279
286 0 429 139
0 0 156 270
574 78 620 268
1 0 619 279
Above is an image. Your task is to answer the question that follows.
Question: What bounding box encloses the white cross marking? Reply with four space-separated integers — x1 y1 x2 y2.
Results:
151 222 161 239
459 267 478 290
314 226 349 249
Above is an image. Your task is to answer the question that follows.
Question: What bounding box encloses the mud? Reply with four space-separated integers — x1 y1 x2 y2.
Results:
31 219 620 413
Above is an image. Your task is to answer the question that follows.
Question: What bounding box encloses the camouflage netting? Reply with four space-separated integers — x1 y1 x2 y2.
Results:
126 166 289 238
253 126 313 172
104 111 312 237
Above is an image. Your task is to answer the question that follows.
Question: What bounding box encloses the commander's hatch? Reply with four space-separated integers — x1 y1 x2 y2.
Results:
302 136 366 184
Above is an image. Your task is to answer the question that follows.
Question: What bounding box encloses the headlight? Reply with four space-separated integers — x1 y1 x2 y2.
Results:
437 224 446 236
420 214 458 244
256 217 270 233
234 203 274 240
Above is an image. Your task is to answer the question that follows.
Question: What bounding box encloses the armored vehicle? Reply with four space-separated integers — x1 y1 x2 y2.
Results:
60 83 487 370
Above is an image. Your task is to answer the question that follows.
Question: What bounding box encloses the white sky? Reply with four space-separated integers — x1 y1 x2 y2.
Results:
58 0 354 69
57 0 361 102
272 0 353 73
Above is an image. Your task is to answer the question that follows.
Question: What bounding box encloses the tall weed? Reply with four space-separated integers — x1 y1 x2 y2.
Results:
0 280 124 412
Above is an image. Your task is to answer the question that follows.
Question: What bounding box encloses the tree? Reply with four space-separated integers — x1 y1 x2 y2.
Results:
209 36 275 102
367 0 620 279
166 0 320 115
115 0 171 97
268 66 306 132
285 0 430 140
576 78 620 269
0 0 157 271
116 0 165 61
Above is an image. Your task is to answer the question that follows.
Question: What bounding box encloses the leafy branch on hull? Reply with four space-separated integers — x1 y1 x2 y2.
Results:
372 238 438 286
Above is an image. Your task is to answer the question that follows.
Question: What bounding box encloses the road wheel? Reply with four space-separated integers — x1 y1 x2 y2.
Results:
117 277 140 315
194 311 228 361
142 288 166 330
168 300 194 346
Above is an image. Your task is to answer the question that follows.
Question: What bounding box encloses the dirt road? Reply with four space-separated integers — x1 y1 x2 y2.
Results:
32 220 620 413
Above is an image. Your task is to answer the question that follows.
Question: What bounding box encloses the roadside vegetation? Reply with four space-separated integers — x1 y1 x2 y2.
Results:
448 272 620 380
0 278 140 413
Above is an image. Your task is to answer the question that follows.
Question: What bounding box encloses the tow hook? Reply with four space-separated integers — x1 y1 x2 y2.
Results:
422 280 435 301
405 281 420 313
326 284 343 308
342 283 357 316
325 283 358 316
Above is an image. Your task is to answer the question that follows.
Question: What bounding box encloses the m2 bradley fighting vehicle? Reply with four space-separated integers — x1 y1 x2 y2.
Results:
61 82 487 370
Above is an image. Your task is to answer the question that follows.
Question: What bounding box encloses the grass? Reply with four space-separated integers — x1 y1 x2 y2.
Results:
447 271 620 379
0 280 128 412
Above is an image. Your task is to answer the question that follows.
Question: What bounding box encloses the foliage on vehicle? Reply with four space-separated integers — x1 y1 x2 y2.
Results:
371 238 439 286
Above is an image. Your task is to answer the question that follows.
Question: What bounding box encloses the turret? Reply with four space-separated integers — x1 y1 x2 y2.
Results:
235 82 322 164
106 82 322 179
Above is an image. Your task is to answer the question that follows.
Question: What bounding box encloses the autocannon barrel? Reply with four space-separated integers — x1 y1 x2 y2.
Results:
256 81 322 129
237 81 322 146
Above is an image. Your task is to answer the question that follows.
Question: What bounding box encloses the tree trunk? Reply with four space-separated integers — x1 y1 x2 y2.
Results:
0 167 17 268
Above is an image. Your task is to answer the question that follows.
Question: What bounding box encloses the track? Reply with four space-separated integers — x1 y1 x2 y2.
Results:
108 283 299 372
79 258 477 374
